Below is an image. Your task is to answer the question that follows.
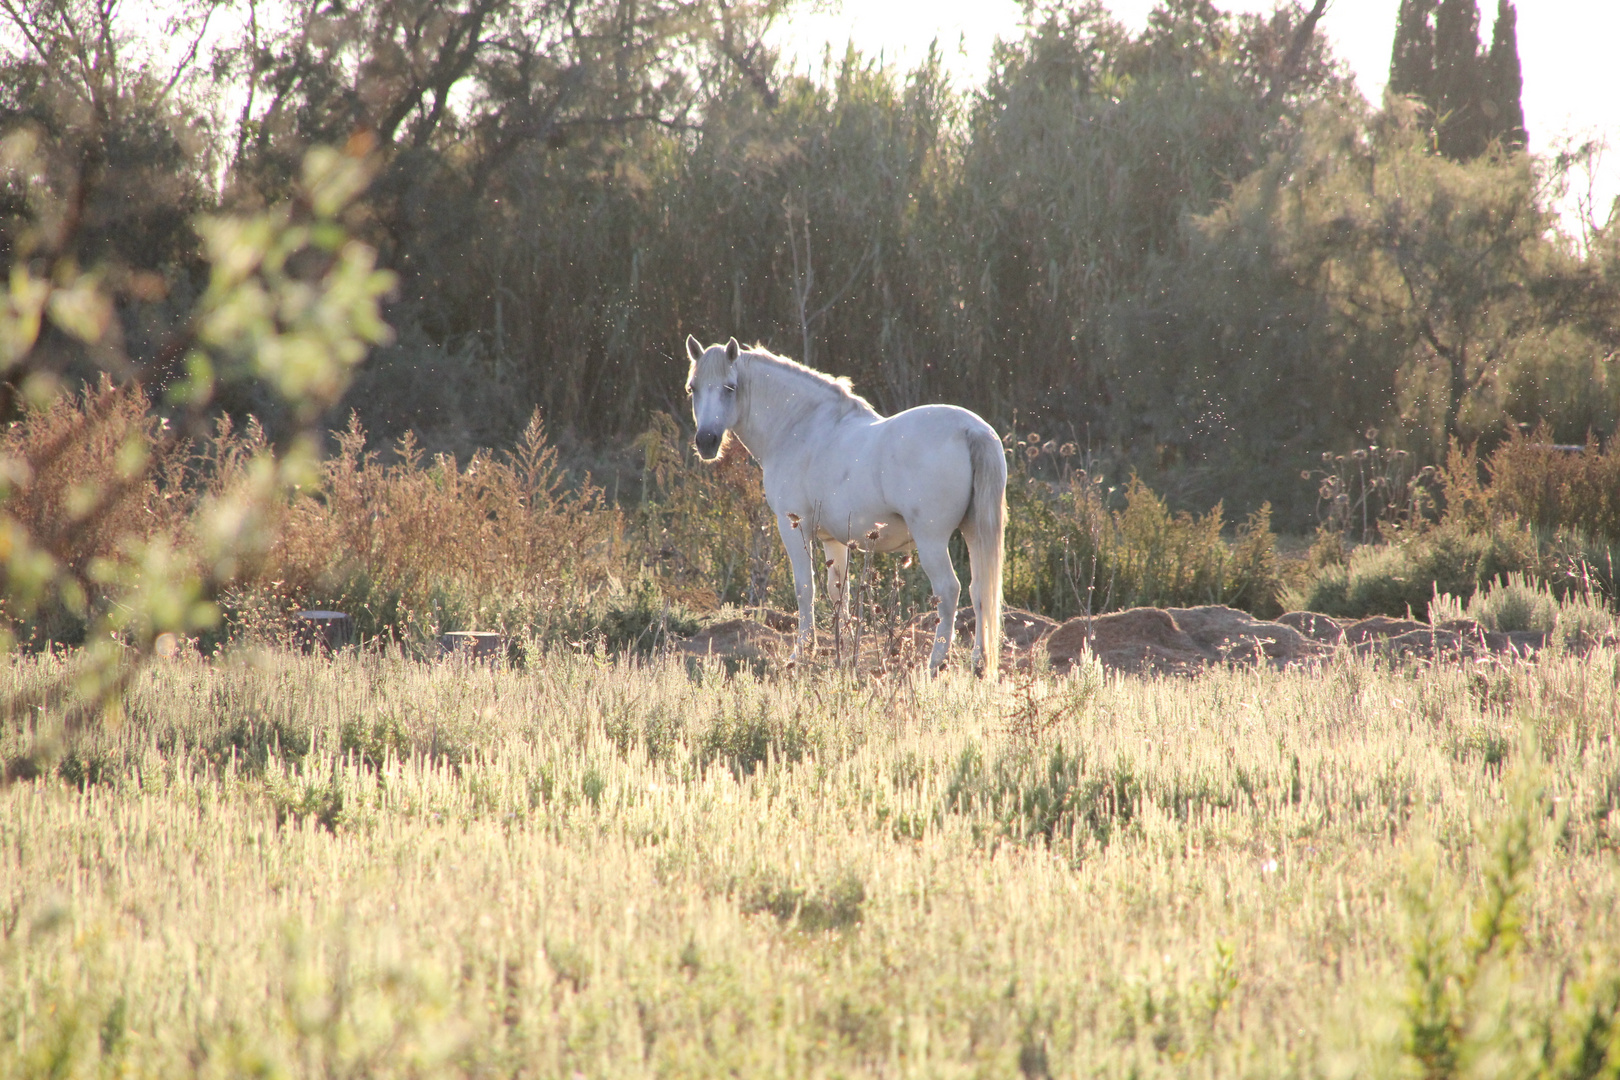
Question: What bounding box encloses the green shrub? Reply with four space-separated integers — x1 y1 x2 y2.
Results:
694 698 816 778
598 578 701 657
1433 573 1617 648
1550 591 1618 651
1469 572 1559 633
744 872 867 933
1398 759 1620 1080
942 742 1140 851
1003 449 1285 620
1290 519 1540 619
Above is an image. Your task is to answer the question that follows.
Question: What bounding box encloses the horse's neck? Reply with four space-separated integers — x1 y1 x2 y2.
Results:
734 360 848 462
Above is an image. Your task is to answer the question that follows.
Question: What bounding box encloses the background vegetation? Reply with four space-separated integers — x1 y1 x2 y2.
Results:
0 0 1616 667
3 0 1616 519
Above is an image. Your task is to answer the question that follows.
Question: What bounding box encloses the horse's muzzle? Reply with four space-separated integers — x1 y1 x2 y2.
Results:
695 430 722 459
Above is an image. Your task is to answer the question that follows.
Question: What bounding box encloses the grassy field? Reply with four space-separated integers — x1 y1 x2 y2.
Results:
3 646 1619 1078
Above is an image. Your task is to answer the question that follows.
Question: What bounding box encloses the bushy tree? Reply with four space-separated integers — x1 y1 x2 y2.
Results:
1199 101 1614 455
955 0 1343 429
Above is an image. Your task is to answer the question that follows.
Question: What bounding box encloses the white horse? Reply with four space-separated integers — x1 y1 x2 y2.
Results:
685 336 1006 676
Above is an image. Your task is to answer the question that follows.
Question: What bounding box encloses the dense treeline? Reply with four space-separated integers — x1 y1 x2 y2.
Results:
2 0 1618 526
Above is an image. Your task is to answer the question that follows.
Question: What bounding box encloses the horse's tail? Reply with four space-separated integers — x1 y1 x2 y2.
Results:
966 424 1007 676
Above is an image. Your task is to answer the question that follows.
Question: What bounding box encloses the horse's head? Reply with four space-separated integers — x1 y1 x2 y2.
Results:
685 334 740 461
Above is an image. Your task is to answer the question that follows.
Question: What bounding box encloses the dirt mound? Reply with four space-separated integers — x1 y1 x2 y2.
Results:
674 605 1579 675
754 608 800 632
885 606 1059 672
1369 626 1548 661
1045 608 1204 676
1340 615 1428 645
1045 605 1327 675
678 607 1055 672
1272 613 1561 662
1275 610 1345 646
1167 606 1319 664
949 606 1060 651
678 619 790 661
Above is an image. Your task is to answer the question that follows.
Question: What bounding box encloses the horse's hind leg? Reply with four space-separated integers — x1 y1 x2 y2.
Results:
961 521 987 675
914 531 960 676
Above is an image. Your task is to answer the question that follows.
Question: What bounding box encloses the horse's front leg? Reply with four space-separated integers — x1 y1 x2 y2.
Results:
777 512 817 661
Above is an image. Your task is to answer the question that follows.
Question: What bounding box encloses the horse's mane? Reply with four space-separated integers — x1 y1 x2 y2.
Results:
742 345 878 418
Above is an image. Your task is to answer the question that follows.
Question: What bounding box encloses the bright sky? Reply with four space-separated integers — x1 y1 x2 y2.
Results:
770 0 1618 232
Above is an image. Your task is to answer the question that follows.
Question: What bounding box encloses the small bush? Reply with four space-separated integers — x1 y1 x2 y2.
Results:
694 700 816 778
1291 519 1541 620
1469 571 1559 633
1550 590 1618 651
1004 451 1285 620
1433 574 1618 648
598 578 701 656
943 742 1140 851
745 872 867 933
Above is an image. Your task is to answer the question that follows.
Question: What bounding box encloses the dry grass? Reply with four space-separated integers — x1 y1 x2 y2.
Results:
3 647 1618 1077
1481 430 1620 545
262 411 626 644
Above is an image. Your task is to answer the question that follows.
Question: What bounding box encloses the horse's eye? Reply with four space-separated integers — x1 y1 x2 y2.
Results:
723 384 737 394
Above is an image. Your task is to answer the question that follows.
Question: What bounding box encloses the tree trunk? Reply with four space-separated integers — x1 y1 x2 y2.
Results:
1445 340 1470 439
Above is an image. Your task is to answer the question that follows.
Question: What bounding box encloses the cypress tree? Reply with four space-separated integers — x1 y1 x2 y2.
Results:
1485 0 1526 148
1388 0 1436 100
1432 0 1487 160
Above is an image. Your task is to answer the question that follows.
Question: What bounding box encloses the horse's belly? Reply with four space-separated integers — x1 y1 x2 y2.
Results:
814 511 912 551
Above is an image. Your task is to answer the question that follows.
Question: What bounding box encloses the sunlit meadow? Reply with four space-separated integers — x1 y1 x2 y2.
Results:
3 645 1619 1078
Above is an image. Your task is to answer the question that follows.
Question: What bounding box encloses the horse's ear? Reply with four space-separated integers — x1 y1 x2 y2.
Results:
725 337 739 362
686 334 703 363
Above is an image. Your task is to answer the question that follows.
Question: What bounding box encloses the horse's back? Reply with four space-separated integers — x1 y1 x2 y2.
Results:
872 404 999 471
860 404 1002 518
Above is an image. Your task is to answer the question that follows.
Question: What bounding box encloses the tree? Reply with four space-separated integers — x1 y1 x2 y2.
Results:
957 0 1345 430
1238 104 1577 447
1389 0 1436 100
1432 0 1487 160
1385 0 1524 161
1485 0 1526 148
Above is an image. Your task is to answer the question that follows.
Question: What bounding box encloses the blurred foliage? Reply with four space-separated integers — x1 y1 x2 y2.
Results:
5 0 1613 532
0 127 392 732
